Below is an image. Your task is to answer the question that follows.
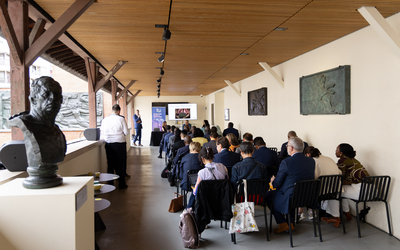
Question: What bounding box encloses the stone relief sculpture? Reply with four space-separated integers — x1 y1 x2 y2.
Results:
9 76 66 189
300 65 350 115
248 87 268 116
0 92 11 129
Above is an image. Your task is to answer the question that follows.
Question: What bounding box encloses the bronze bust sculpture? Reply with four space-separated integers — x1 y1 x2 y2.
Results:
9 76 66 189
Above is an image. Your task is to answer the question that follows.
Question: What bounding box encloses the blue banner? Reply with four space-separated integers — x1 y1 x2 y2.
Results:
152 107 166 131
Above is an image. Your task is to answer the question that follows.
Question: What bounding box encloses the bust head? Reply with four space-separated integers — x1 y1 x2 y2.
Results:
29 76 63 124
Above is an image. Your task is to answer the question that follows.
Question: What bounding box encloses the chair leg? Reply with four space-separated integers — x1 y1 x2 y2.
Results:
288 212 293 247
339 198 346 234
225 221 228 230
355 202 361 238
385 201 392 236
270 205 273 233
264 205 270 241
316 208 322 242
312 208 317 237
220 220 223 228
232 233 236 244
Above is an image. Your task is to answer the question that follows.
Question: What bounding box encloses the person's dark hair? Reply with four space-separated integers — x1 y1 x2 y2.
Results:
184 135 192 145
166 125 171 130
181 129 188 136
242 132 253 142
239 141 254 155
339 143 356 158
211 126 218 134
171 125 176 132
204 126 210 134
173 128 181 144
210 132 218 139
216 137 230 149
193 128 204 138
112 104 121 112
228 122 234 128
203 120 210 128
253 137 265 146
304 146 321 158
198 146 214 165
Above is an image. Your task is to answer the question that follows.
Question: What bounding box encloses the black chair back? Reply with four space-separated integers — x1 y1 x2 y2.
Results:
318 174 343 202
267 147 277 152
358 176 391 202
290 179 321 210
236 179 268 205
187 169 200 191
265 166 277 180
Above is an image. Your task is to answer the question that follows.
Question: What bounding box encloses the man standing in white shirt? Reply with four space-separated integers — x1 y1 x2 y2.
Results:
100 104 129 189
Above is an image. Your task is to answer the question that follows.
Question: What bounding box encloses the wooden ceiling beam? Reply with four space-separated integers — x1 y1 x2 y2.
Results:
94 60 127 92
29 18 46 46
116 80 136 100
25 0 95 66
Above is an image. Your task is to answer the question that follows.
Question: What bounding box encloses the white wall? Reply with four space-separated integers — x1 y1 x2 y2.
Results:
207 12 400 236
133 95 207 145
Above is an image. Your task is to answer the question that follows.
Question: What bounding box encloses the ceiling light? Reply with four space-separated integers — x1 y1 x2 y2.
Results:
157 78 161 83
240 53 250 55
157 93 160 98
274 27 288 31
162 28 171 41
158 53 164 63
157 89 160 93
157 84 161 89
160 69 164 75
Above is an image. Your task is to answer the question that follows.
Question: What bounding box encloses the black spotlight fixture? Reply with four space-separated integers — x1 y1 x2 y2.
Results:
157 53 164 63
162 28 171 41
157 89 160 94
160 68 164 76
157 78 161 83
157 83 161 89
157 93 160 98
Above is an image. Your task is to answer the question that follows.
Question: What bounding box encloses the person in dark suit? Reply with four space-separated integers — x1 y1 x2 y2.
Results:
181 120 191 131
231 142 268 184
213 136 240 177
202 132 218 154
164 125 175 155
171 135 192 182
266 137 315 234
222 122 239 138
173 129 187 151
180 142 203 191
279 130 309 160
252 137 279 170
158 125 171 158
133 109 143 146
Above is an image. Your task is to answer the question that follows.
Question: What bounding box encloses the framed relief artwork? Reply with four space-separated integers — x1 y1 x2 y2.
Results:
248 87 267 116
300 65 350 115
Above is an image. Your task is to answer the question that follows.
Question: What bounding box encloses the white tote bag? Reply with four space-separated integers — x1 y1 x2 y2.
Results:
229 180 259 234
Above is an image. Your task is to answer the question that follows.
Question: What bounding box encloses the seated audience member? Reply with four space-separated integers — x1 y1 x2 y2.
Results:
231 142 268 184
192 128 208 146
235 132 253 154
203 126 211 141
188 126 196 138
279 130 309 159
202 132 218 154
171 136 192 182
162 121 167 132
181 120 191 131
265 137 315 234
180 142 203 191
223 122 239 138
164 125 175 156
187 146 228 208
252 136 280 170
168 128 180 153
213 137 240 177
215 125 223 137
211 126 221 138
226 133 240 153
158 125 171 158
320 143 370 227
173 129 187 151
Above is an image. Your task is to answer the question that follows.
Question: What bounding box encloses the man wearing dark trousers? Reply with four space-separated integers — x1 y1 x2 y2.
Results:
266 137 315 233
133 109 143 146
100 104 129 189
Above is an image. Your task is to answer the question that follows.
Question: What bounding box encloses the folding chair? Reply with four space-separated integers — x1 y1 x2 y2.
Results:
182 169 199 207
343 175 391 238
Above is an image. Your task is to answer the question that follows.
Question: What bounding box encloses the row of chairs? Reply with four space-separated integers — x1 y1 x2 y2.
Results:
195 174 391 247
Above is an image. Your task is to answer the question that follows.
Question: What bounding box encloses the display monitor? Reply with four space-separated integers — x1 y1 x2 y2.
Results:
168 103 197 120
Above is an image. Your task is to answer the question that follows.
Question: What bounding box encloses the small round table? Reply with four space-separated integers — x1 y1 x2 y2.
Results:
94 184 116 196
94 173 119 182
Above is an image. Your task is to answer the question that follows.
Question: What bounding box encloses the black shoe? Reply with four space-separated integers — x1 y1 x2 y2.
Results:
158 155 162 159
119 185 128 189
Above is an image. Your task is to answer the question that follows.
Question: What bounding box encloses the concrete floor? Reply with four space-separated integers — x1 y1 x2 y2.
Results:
96 146 399 250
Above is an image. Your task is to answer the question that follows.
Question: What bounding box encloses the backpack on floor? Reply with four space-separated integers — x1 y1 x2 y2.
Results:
179 208 200 248
161 165 170 178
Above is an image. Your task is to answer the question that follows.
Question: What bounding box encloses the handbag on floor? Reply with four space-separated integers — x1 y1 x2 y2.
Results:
229 179 259 234
168 192 184 213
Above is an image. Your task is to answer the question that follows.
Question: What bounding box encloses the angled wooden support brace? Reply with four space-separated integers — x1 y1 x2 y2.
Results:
0 0 23 66
84 57 97 92
127 95 134 105
116 80 137 100
132 90 142 99
25 0 95 66
358 6 400 60
111 78 118 105
95 60 127 92
258 62 284 87
29 18 46 46
224 80 241 97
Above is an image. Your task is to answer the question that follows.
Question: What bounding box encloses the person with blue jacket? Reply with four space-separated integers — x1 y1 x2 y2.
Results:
133 109 143 146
